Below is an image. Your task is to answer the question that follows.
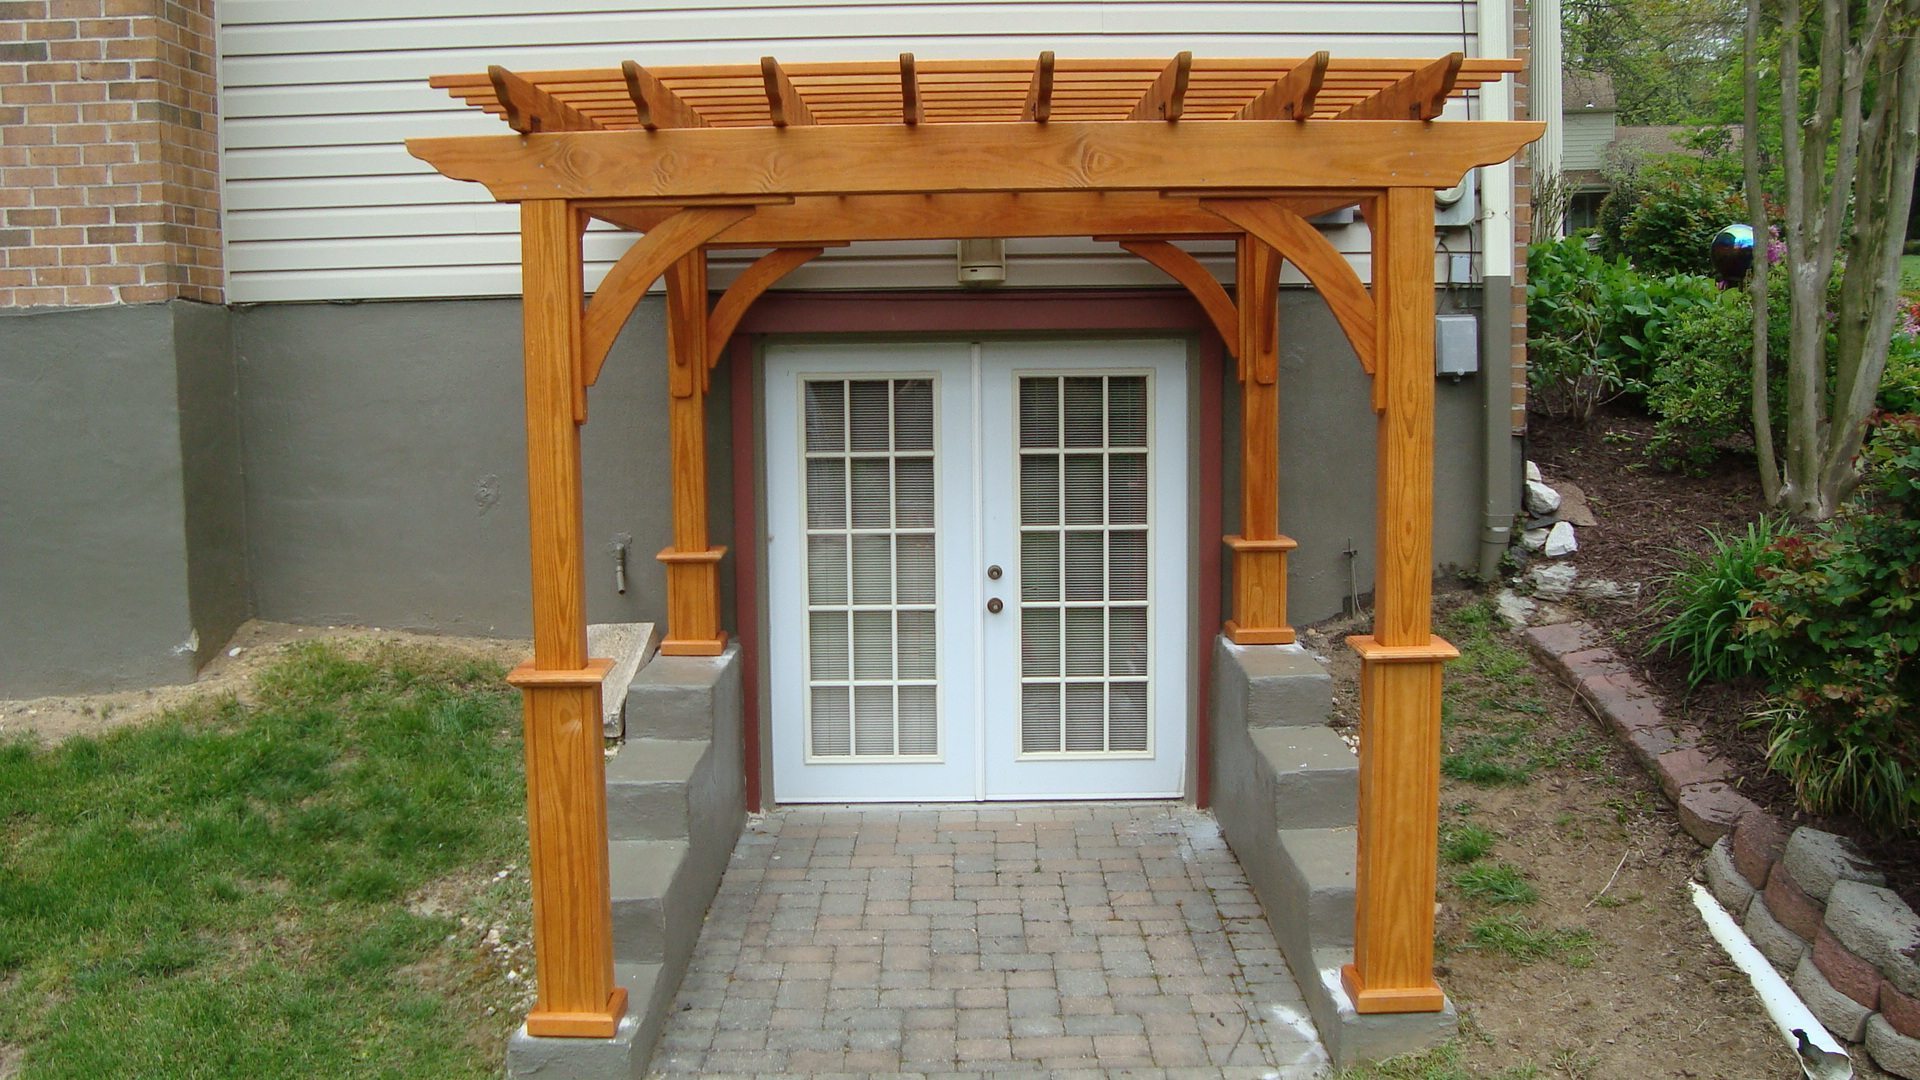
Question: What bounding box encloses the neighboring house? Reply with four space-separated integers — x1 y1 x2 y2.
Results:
2 1 1541 736
1561 69 1617 231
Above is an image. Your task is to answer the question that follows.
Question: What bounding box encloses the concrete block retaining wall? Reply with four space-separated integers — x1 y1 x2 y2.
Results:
1526 620 1920 1078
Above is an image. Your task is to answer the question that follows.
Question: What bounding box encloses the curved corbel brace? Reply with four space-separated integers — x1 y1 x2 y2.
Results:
582 205 754 386
1116 240 1239 361
705 247 827 370
1202 198 1377 379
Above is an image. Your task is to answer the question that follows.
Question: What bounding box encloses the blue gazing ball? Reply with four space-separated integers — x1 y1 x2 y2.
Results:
1711 224 1755 284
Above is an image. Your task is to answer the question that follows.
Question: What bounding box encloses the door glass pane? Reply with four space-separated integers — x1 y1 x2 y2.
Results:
800 376 939 760
1015 372 1153 757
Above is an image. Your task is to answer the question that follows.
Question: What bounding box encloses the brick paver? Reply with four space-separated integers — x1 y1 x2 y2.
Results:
649 803 1329 1078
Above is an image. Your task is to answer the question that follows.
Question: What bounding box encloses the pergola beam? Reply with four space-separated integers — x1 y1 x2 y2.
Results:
1336 52 1464 121
622 60 710 130
1022 51 1055 121
407 119 1544 201
488 65 606 134
1128 51 1192 120
760 56 816 127
588 192 1241 243
1235 50 1329 121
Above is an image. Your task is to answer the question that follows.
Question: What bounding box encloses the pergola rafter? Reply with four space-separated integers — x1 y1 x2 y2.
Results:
409 51 1540 1043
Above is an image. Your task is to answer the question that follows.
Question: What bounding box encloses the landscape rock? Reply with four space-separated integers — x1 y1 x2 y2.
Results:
1493 590 1537 631
1521 528 1549 552
1784 827 1886 902
1867 1014 1920 1080
1677 783 1760 846
1525 460 1542 483
1792 953 1873 1041
1526 563 1578 601
1730 812 1790 889
1524 479 1563 516
1572 577 1639 602
1827 880 1920 997
1764 865 1829 941
1704 836 1757 912
1882 981 1920 1040
1813 926 1886 1009
1553 480 1600 527
1744 892 1810 973
1543 521 1578 557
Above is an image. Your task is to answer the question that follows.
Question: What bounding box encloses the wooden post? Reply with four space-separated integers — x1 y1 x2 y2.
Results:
1223 233 1297 645
1343 187 1456 1015
508 199 627 1038
658 250 729 656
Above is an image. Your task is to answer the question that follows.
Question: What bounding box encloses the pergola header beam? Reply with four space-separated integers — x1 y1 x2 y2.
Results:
408 118 1542 202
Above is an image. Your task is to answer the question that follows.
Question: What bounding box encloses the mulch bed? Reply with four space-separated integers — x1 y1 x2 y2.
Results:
1523 405 1920 910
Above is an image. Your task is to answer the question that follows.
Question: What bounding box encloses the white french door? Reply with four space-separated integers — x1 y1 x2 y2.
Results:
765 339 1187 803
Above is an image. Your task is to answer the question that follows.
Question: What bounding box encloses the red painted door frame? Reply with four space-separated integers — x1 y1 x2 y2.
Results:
727 289 1227 810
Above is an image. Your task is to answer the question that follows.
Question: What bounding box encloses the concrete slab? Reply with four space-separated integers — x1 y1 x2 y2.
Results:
588 622 658 738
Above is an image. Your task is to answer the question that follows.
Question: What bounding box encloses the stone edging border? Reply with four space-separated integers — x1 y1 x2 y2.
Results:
1522 620 1920 1079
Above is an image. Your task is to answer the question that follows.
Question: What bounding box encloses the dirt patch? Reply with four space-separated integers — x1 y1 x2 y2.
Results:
1308 592 1811 1078
0 620 530 746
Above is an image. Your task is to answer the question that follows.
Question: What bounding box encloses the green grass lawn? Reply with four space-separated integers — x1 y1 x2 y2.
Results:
1902 254 1920 297
0 643 530 1079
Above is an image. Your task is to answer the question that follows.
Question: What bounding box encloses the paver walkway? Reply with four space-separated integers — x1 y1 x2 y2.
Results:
649 802 1329 1077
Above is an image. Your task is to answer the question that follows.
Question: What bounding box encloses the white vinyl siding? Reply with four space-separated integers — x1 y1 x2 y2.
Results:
217 2 1493 303
1562 111 1616 174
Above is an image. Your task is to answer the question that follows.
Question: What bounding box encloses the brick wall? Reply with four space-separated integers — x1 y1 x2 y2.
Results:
0 0 221 308
1510 0 1532 433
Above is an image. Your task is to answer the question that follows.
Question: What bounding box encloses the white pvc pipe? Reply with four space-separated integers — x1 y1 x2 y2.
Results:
1688 881 1853 1073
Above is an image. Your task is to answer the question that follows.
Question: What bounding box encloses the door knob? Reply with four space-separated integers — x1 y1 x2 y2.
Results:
986 597 1004 614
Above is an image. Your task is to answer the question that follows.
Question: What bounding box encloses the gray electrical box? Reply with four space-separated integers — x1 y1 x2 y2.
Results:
1436 313 1478 378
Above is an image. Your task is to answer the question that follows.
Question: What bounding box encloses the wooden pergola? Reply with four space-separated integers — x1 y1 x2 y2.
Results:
408 52 1541 1040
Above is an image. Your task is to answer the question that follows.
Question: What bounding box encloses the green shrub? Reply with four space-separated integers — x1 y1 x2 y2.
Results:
1646 289 1757 471
1596 156 1746 277
1646 516 1791 687
1741 415 1920 834
1881 316 1920 414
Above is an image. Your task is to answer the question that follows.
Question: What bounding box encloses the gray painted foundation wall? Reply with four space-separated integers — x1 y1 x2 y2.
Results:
4 288 1518 696
0 301 247 696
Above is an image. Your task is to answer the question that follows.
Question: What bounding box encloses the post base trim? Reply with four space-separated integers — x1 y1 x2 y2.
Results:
506 658 616 688
1346 634 1459 663
660 632 729 657
1223 619 1296 645
525 986 630 1038
1340 965 1446 1014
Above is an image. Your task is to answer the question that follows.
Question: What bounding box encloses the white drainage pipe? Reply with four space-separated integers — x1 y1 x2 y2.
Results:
1688 880 1853 1076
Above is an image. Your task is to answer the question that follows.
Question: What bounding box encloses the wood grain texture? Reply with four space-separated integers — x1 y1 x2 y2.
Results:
898 53 920 125
580 204 752 385
489 65 605 134
1203 197 1377 375
1343 650 1448 1014
514 678 625 1035
705 247 825 368
760 56 816 127
662 252 729 654
1127 52 1191 121
595 192 1239 243
1336 51 1464 121
1370 187 1436 647
1237 235 1282 552
1343 186 1448 1017
521 200 589 670
1234 51 1328 121
622 60 710 130
1022 51 1055 121
1223 534 1297 644
406 119 1547 201
658 548 728 655
1116 239 1238 359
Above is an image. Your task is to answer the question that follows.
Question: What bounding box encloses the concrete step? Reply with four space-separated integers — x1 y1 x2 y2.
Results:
1277 826 1357 952
626 652 741 741
1217 639 1334 728
609 839 697 966
1253 726 1358 830
605 738 711 842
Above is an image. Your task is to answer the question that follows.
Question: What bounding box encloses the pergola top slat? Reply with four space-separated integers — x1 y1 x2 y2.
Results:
433 54 1521 130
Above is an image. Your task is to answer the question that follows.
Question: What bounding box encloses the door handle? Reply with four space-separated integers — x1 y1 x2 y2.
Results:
986 597 1004 614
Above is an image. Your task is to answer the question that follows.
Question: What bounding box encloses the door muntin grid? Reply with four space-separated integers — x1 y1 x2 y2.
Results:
1015 372 1154 759
800 376 942 763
